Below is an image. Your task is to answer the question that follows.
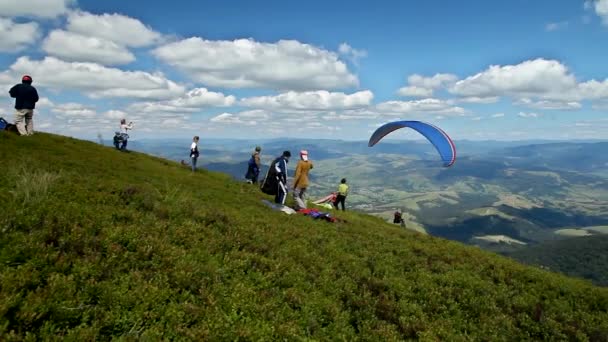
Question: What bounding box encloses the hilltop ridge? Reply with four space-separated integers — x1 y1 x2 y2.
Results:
1 132 607 340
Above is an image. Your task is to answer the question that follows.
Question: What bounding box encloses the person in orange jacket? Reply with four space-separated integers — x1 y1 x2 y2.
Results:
293 150 313 210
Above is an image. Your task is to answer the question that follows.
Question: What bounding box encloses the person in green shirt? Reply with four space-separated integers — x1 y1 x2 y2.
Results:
334 178 349 211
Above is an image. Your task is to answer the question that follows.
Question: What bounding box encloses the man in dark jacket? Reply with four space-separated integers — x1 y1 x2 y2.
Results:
274 150 291 205
9 75 39 136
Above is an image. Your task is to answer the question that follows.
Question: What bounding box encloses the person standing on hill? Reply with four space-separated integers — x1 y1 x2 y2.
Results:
9 75 39 136
334 178 349 211
245 146 262 184
116 119 133 151
293 150 313 210
190 136 200 172
274 150 291 205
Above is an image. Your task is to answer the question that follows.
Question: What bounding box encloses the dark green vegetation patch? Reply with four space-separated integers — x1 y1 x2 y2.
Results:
1 132 608 340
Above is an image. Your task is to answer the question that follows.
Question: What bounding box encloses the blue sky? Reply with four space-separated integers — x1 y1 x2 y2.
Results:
0 0 607 141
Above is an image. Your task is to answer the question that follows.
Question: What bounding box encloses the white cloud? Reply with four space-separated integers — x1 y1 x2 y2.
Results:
579 79 608 100
515 98 582 110
338 43 367 65
586 0 608 25
0 0 75 18
455 96 500 104
42 30 135 65
471 116 482 121
67 11 162 48
376 98 466 116
238 109 271 120
517 111 540 118
397 86 434 97
128 88 235 114
153 37 358 90
210 113 256 125
0 18 41 52
241 90 373 111
52 103 97 118
450 59 578 101
492 113 505 118
545 21 568 31
10 56 185 100
398 73 457 97
104 110 128 120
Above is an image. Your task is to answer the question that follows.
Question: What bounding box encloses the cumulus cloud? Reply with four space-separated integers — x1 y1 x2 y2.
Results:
0 18 41 52
376 98 466 116
450 59 578 100
128 88 236 114
51 102 97 118
153 37 358 90
0 0 75 18
104 110 128 120
241 90 373 111
398 73 457 97
67 11 162 47
586 0 608 25
10 56 185 100
42 30 135 65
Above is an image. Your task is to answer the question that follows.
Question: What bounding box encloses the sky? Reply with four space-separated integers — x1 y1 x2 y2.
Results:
0 0 607 141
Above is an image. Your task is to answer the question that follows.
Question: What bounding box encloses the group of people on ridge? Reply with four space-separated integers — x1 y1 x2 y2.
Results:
5 74 350 213
254 148 349 211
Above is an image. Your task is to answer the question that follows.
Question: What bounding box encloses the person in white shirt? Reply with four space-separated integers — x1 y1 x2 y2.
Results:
190 136 200 172
115 119 133 151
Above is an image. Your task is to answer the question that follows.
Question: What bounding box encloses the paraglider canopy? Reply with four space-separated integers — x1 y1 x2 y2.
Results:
368 120 456 167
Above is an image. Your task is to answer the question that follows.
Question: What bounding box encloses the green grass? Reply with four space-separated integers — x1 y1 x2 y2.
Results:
1 132 608 340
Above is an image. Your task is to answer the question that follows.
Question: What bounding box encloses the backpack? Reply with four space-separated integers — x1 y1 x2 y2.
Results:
0 117 20 135
260 158 279 195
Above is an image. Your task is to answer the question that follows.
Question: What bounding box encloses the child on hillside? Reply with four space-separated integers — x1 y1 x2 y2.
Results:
334 178 349 211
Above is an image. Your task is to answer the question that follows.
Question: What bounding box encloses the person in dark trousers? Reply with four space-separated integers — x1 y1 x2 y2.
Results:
245 146 262 184
9 75 39 136
114 119 133 151
274 150 291 205
190 136 200 172
334 178 349 211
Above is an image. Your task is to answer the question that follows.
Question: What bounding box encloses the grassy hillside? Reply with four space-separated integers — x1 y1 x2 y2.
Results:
1 132 608 340
508 235 608 287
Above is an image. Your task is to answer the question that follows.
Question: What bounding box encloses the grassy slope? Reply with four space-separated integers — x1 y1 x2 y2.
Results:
1 132 608 341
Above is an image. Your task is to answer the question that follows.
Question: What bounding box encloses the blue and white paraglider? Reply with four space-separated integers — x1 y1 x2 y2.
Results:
368 120 456 167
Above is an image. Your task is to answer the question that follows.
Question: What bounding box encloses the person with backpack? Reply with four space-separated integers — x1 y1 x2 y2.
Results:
334 178 349 211
274 151 291 205
245 146 262 184
9 75 39 136
114 119 133 151
190 136 200 172
293 150 313 210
